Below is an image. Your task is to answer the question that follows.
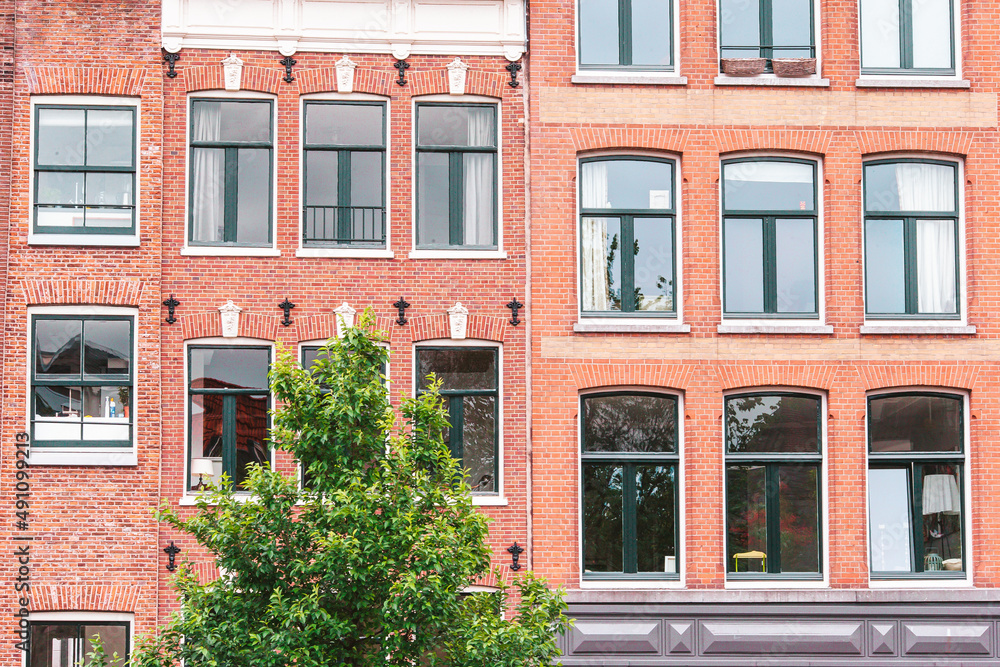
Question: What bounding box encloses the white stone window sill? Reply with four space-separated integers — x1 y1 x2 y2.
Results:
718 324 833 335
855 77 971 89
714 75 830 87
571 73 687 86
296 248 394 259
868 578 972 589
860 324 976 335
579 580 686 589
27 449 138 467
725 580 830 590
181 246 281 257
408 250 507 260
179 493 254 506
472 495 508 507
28 234 141 247
574 321 690 333
179 493 507 507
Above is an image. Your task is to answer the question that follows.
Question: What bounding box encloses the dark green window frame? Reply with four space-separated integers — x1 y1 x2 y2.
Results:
302 101 387 247
581 391 680 580
415 346 500 494
414 103 498 250
718 0 815 69
29 621 130 667
187 345 271 492
579 156 677 317
188 98 274 247
33 104 137 236
868 392 966 578
30 314 134 449
859 0 956 75
578 0 675 70
725 391 823 580
721 157 819 318
863 158 960 319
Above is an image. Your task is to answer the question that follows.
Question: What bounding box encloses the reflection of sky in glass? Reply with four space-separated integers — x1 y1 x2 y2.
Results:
869 468 912 571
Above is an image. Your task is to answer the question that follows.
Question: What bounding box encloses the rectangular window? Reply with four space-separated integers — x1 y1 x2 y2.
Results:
580 157 676 316
864 160 959 318
188 346 271 492
869 393 965 577
719 0 815 68
302 101 386 247
860 0 954 74
722 159 818 318
582 393 680 579
415 104 497 249
33 105 136 235
578 0 673 70
189 99 273 246
416 347 498 493
29 621 129 667
726 393 822 578
31 315 133 448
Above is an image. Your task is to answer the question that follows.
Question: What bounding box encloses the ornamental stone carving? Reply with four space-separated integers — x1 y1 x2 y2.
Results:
447 302 469 339
335 56 357 93
222 53 244 91
334 302 357 338
447 57 469 95
219 300 242 338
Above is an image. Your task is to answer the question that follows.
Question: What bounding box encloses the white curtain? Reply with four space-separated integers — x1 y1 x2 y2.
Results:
192 102 224 243
581 162 611 310
463 109 494 246
896 164 956 313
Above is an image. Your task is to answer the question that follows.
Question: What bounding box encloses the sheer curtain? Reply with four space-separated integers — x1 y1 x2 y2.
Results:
895 164 956 313
463 109 494 246
581 162 610 311
192 102 224 243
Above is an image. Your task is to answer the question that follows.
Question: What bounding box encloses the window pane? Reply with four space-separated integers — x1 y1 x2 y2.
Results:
774 218 816 313
727 394 820 453
916 219 957 314
864 162 955 212
82 625 127 667
86 109 134 167
581 217 622 311
869 394 962 453
869 467 912 572
235 393 270 490
860 0 901 68
911 0 952 69
189 393 219 488
85 172 133 207
30 623 79 667
777 464 820 572
920 464 962 570
418 348 497 391
723 161 815 212
305 151 338 206
191 147 225 243
463 153 495 246
190 347 270 391
37 172 84 205
583 160 672 210
84 320 130 376
35 386 79 419
636 464 677 572
579 0 619 65
631 0 672 66
727 465 768 572
219 101 271 142
462 395 496 492
236 148 270 244
583 393 677 453
305 103 383 146
417 106 495 147
583 464 624 572
634 217 674 311
36 319 82 376
865 218 906 314
82 386 130 441
417 152 450 245
771 0 813 57
351 151 383 207
724 218 764 313
301 345 323 370
37 108 86 166
720 0 761 56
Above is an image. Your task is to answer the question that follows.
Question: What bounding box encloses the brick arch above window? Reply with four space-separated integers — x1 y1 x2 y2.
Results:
714 129 831 156
856 365 979 392
180 311 281 341
25 67 146 96
21 279 144 307
570 364 694 391
409 69 507 98
184 66 282 94
854 131 972 158
297 68 394 96
31 585 143 612
571 128 689 154
717 363 835 391
409 314 507 343
296 313 397 342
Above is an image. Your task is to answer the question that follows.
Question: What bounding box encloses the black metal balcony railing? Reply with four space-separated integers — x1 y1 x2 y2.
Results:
303 205 386 246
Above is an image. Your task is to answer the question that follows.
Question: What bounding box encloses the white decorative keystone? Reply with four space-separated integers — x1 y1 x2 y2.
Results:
222 53 244 91
334 302 357 338
219 300 242 338
335 56 357 93
447 57 469 95
447 302 469 340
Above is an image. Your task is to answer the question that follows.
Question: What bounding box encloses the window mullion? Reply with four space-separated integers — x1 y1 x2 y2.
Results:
338 150 352 242
761 0 773 61
223 148 239 243
764 217 777 314
911 462 924 571
222 394 236 481
620 0 632 66
904 217 918 314
449 152 464 246
449 395 464 462
623 463 638 573
622 215 636 312
900 0 913 69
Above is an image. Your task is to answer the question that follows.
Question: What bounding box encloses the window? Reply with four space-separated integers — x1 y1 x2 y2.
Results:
726 393 822 578
29 621 129 667
415 104 497 249
578 0 673 69
188 346 270 492
719 0 815 70
868 393 965 576
302 101 386 247
863 160 959 318
580 157 676 316
189 99 273 246
31 315 133 448
33 104 136 235
860 0 954 74
721 158 818 318
416 347 498 493
582 393 679 579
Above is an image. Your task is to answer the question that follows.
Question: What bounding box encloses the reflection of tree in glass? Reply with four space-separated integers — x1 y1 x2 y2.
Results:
606 231 621 309
584 394 676 453
583 464 623 572
461 395 495 492
778 465 819 572
726 465 767 571
636 465 675 572
726 395 819 453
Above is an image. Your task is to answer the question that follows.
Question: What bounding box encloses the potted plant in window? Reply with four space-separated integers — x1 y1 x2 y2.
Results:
771 58 817 77
720 57 767 76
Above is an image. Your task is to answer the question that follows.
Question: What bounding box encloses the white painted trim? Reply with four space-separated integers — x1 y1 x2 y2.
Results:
408 250 508 260
860 325 976 335
574 321 691 333
855 78 971 88
856 0 962 79
28 235 142 247
180 247 281 257
297 248 395 258
714 76 831 87
717 324 833 334
571 74 688 86
573 0 681 76
715 0 824 77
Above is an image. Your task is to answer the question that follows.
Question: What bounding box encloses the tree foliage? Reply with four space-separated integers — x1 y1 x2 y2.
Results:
129 312 569 667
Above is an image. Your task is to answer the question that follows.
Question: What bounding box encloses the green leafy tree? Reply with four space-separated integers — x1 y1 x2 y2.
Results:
131 312 569 667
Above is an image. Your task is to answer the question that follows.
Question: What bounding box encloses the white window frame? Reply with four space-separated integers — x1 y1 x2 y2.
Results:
26 306 139 467
24 612 134 667
28 95 142 247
